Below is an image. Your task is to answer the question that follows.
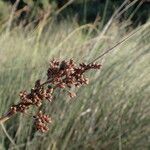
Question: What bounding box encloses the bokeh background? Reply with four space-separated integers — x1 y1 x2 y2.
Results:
0 0 150 150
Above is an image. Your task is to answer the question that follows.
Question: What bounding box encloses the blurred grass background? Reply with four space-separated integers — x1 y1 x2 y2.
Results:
0 0 150 150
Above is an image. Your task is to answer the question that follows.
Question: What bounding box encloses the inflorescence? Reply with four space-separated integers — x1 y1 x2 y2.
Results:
1 59 101 132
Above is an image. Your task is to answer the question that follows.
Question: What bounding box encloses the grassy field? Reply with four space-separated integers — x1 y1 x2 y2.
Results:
0 18 150 150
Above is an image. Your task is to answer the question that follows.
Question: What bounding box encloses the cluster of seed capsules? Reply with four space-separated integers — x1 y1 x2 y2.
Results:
8 59 101 132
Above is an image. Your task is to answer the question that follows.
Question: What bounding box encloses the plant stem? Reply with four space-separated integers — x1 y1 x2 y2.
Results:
0 114 11 124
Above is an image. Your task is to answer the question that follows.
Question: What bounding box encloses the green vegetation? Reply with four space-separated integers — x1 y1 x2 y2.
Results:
0 1 150 150
0 20 149 149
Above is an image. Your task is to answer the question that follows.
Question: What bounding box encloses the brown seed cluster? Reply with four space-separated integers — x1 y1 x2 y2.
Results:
6 59 101 132
47 59 101 88
34 111 52 132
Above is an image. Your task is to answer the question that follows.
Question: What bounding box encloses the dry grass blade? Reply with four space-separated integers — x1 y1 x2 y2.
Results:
1 123 17 148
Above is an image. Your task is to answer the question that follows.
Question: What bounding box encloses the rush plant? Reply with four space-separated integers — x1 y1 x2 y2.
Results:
0 27 140 133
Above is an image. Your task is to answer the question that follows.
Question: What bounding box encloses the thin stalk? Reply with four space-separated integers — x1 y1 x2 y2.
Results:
89 27 142 64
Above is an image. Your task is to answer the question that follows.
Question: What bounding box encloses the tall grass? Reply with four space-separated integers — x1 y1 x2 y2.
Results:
0 19 150 150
